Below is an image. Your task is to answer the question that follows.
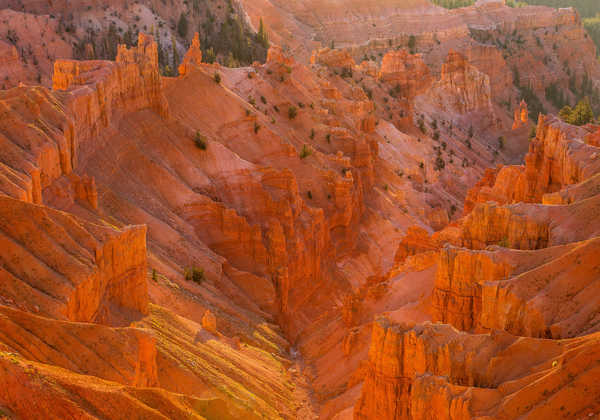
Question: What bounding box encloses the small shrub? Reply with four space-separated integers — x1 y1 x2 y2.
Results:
300 144 312 158
434 156 445 171
185 267 205 284
288 105 298 120
152 269 157 281
254 122 261 134
194 132 207 150
260 95 267 104
326 133 331 143
214 72 221 84
310 128 315 139
307 190 313 199
340 67 353 78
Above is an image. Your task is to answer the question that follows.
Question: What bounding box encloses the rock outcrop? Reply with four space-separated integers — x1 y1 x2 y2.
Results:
417 50 494 119
393 225 438 265
178 32 203 76
0 305 158 387
432 246 512 331
54 33 169 163
465 115 600 209
310 47 355 70
379 49 432 99
479 237 600 338
0 195 148 324
355 318 600 420
0 86 72 204
202 309 217 334
512 100 528 129
461 202 549 250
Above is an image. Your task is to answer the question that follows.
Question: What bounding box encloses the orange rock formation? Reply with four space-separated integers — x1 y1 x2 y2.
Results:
1 0 600 417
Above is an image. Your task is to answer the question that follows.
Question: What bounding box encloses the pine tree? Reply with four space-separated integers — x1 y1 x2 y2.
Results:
571 98 595 125
559 105 572 121
155 27 165 70
177 13 188 38
171 35 179 75
257 18 269 48
204 48 216 64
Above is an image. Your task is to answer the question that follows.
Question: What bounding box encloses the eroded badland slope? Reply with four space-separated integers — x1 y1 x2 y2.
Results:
0 0 599 419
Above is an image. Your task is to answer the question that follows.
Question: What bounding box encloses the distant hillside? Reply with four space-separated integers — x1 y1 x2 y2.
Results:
517 0 600 18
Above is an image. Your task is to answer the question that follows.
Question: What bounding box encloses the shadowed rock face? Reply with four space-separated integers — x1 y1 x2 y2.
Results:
0 1 600 419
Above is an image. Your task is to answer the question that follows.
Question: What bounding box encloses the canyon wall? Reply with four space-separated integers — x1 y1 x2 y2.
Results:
0 195 148 324
355 318 600 420
465 115 600 211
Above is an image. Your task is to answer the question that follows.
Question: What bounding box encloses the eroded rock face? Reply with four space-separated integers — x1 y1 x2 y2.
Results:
178 32 203 76
0 305 158 386
202 309 217 334
53 33 169 164
465 115 600 210
0 0 599 413
512 100 528 130
417 50 494 118
461 202 549 250
310 47 355 70
0 86 73 204
480 237 600 338
0 40 27 89
379 49 432 99
355 319 600 420
432 246 512 331
393 225 439 265
0 195 148 324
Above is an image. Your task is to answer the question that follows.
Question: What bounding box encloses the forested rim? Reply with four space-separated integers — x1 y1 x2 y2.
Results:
432 0 600 53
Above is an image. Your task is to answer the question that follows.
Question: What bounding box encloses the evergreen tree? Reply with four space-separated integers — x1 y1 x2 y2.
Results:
559 105 573 121
408 35 417 54
178 13 188 38
558 99 595 125
257 18 269 48
571 98 595 125
171 35 179 75
204 47 216 64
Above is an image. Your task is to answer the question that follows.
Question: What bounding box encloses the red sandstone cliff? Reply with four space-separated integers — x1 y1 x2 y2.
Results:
379 50 432 99
465 115 600 211
355 318 600 420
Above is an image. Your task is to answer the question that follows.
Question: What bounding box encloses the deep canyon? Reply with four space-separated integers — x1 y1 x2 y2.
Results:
0 0 599 419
